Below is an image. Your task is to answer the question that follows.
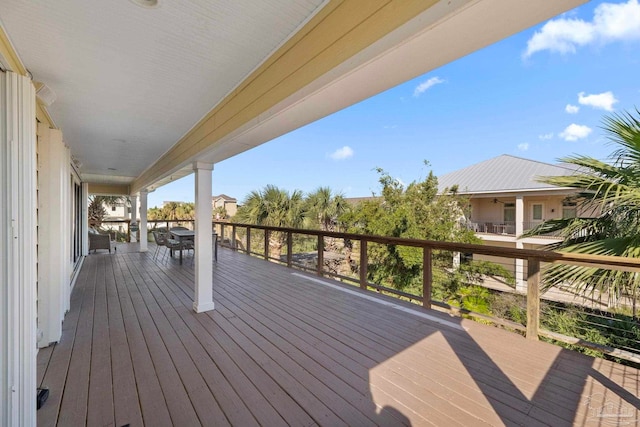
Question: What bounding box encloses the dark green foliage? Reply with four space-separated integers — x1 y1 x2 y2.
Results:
540 301 640 365
341 166 479 291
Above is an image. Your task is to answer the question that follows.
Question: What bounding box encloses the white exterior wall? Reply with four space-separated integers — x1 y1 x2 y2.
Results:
0 71 38 427
103 202 128 219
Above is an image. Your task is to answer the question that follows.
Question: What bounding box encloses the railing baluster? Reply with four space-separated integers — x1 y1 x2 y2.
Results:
264 230 270 260
359 240 368 290
423 247 432 309
231 224 237 249
526 257 541 340
287 232 293 268
317 235 324 276
246 227 251 255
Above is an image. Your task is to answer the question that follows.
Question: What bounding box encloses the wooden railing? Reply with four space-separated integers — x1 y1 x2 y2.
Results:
213 220 640 364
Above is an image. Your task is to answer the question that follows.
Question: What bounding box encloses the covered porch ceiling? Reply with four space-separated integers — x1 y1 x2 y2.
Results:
0 0 586 195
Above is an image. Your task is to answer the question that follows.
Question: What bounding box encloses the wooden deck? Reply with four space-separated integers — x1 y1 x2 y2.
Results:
37 245 640 426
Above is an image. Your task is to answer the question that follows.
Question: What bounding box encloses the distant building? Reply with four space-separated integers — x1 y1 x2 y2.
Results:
212 194 238 218
103 201 130 220
344 196 379 205
438 154 595 292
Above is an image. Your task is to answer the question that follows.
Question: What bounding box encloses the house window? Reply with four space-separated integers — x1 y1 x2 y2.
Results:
111 206 116 211
532 204 543 221
562 201 577 219
503 203 515 223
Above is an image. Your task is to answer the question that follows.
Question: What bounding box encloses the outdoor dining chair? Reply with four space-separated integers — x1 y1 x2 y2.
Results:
151 230 168 260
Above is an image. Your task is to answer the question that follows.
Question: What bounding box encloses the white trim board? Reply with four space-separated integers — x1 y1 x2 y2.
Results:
290 272 465 331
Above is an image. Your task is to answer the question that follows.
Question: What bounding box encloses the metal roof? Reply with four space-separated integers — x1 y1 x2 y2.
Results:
438 155 579 195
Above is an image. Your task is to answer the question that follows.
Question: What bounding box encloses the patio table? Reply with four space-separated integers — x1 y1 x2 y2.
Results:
169 229 217 265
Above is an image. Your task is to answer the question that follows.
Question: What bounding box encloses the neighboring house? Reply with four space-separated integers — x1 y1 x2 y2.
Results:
103 201 130 220
212 194 238 218
438 154 595 291
344 196 379 205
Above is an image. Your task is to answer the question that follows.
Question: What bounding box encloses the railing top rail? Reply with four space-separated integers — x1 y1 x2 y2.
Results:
216 220 640 272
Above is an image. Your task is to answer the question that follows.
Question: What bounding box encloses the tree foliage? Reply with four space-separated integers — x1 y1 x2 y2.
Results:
233 185 305 258
304 187 348 232
88 195 128 226
341 166 479 290
148 202 195 220
524 109 640 306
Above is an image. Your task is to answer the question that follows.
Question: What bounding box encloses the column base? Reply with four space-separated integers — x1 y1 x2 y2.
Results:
193 301 215 313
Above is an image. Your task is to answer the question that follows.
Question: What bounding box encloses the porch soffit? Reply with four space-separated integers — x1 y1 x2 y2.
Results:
0 0 587 194
132 0 586 194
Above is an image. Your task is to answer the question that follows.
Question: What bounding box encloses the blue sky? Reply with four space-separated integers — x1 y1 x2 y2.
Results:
147 0 640 208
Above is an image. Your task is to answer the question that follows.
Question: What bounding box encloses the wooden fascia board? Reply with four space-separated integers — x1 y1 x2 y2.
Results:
1 25 55 128
132 0 437 193
0 25 26 75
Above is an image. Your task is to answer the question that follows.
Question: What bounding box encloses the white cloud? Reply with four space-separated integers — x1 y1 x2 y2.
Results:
539 133 554 140
329 146 354 160
578 91 618 111
565 104 580 114
413 77 445 97
559 124 592 141
523 0 640 58
518 143 529 151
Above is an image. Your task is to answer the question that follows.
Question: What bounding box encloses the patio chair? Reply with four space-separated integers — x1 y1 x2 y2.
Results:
163 237 185 263
88 228 116 253
151 230 168 260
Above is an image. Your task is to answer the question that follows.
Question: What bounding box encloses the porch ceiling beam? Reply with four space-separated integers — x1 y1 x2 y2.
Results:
87 183 131 196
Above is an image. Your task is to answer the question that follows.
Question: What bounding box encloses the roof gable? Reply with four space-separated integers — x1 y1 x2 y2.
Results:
212 194 237 202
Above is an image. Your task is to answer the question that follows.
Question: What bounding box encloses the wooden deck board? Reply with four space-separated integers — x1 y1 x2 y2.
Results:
104 253 144 427
56 254 97 427
37 245 640 426
115 256 202 426
37 262 87 427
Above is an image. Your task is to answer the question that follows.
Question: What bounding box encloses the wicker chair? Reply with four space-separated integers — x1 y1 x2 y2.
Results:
88 228 116 253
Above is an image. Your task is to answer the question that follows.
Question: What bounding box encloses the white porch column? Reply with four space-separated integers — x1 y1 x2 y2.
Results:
515 195 526 293
82 183 89 256
0 72 37 427
139 190 148 252
193 162 214 313
130 195 138 243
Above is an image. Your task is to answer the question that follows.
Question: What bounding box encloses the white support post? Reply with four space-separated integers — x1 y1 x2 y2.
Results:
82 183 89 256
515 195 526 293
193 162 214 313
130 195 138 243
139 190 148 252
0 71 37 427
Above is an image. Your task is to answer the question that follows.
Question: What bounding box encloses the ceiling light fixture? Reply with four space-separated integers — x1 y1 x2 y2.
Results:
129 0 160 8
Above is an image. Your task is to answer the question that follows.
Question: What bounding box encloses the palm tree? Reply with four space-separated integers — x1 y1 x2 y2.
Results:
234 185 305 258
305 187 348 231
88 195 129 227
525 109 640 311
